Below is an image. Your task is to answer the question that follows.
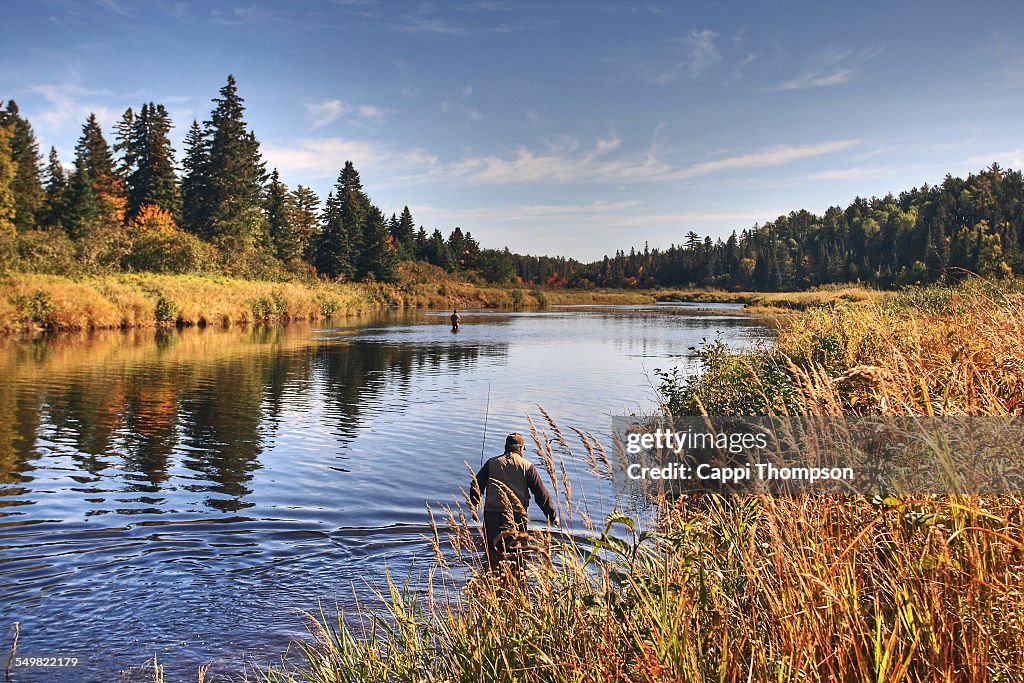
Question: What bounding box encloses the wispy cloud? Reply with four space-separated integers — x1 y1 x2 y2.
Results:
966 150 1024 168
804 165 895 181
306 99 349 128
674 140 860 179
96 0 129 16
428 138 858 186
630 29 723 85
29 83 120 132
262 137 438 181
305 99 389 129
210 5 268 26
768 46 884 91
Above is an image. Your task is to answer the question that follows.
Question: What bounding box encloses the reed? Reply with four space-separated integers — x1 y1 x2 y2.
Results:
247 278 1024 683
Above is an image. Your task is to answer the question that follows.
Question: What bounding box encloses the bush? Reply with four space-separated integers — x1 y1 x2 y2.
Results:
10 289 53 327
16 229 80 275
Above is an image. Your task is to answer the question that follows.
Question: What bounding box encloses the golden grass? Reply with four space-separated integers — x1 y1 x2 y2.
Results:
0 272 666 333
248 278 1024 683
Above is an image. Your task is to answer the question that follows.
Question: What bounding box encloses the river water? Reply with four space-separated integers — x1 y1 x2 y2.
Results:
0 304 770 681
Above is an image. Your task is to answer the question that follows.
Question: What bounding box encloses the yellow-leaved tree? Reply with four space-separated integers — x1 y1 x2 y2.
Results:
0 125 17 270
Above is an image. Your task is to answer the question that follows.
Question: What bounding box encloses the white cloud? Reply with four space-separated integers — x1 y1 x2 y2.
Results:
638 29 722 85
768 46 884 91
306 99 350 129
804 165 894 181
356 104 388 123
965 150 1024 168
262 137 438 181
29 83 120 133
673 140 860 179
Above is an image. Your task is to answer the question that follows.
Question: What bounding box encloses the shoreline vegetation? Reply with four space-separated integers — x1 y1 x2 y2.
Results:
240 277 1022 683
0 268 884 334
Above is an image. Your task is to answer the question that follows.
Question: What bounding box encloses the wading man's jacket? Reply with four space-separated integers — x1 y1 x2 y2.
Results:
470 451 558 523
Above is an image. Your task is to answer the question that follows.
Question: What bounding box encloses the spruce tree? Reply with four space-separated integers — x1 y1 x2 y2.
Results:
69 116 126 268
118 103 180 219
315 161 371 279
360 206 398 282
40 147 67 231
76 113 122 203
180 119 209 237
290 184 320 262
391 206 416 258
203 75 267 254
265 168 299 262
313 189 355 279
1 101 44 232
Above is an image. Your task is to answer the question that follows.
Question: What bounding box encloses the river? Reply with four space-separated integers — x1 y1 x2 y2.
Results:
0 303 771 681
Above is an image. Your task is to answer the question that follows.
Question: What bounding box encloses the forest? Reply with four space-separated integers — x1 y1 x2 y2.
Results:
1 74 1021 292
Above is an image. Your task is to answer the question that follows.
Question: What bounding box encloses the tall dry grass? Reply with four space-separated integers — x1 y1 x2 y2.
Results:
246 278 1024 683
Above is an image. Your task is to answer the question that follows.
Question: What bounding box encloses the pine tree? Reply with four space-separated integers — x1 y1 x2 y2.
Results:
118 103 180 219
313 162 373 280
1 101 44 232
203 75 267 254
290 184 320 261
76 114 122 204
391 206 416 259
68 116 126 268
424 228 453 269
360 205 398 282
265 168 300 263
313 189 355 279
64 156 100 240
414 226 428 260
40 147 67 230
180 120 209 237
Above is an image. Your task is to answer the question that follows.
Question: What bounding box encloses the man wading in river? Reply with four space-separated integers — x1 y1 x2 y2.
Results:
470 433 559 568
450 309 461 332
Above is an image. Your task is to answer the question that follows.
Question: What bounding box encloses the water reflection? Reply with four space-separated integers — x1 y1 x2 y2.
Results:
0 306 769 680
0 318 502 513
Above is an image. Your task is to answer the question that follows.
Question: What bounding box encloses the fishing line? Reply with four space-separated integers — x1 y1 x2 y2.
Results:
479 382 491 467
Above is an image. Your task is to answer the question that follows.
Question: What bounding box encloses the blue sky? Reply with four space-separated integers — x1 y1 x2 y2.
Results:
2 0 1023 260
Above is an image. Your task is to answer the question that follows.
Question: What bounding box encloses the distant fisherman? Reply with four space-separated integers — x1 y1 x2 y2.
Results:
470 433 559 568
450 309 461 332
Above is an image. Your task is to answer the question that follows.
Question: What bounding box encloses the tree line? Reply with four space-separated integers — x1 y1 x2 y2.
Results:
510 165 1024 291
3 75 1022 291
0 75 517 283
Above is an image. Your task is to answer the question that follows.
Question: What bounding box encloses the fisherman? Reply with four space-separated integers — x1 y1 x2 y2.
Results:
450 308 461 332
470 433 559 568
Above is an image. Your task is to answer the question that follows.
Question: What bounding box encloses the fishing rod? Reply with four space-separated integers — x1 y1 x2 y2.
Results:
479 382 491 467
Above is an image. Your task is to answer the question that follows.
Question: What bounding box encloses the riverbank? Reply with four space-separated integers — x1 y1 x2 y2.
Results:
0 272 658 333
252 278 1024 683
0 271 887 334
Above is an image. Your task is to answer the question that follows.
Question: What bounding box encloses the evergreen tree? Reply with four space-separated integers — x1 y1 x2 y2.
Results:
414 226 428 260
264 168 300 262
360 205 398 282
180 120 209 237
1 101 44 232
118 102 180 219
203 75 267 254
391 206 416 258
313 189 355 279
290 184 320 261
40 146 67 231
68 116 126 269
76 113 122 203
312 162 371 280
0 124 16 267
424 228 453 269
